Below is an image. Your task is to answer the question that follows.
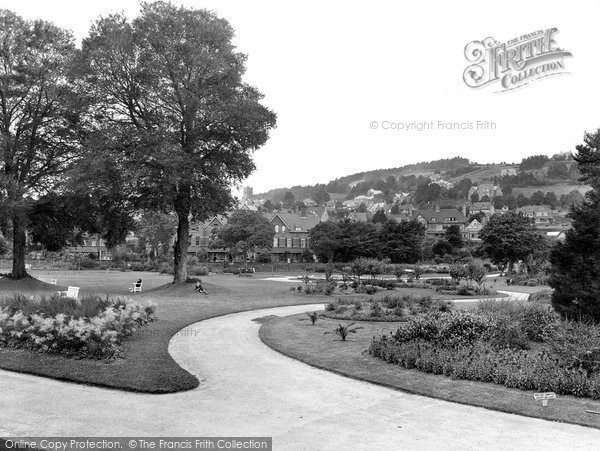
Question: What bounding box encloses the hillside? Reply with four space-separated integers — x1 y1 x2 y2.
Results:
252 154 585 207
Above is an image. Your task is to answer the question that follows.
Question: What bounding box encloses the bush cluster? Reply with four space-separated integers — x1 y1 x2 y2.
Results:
0 294 156 360
369 302 600 398
322 294 453 322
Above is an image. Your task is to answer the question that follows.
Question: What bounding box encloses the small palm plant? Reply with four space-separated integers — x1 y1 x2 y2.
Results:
307 311 319 325
325 322 364 341
299 311 320 325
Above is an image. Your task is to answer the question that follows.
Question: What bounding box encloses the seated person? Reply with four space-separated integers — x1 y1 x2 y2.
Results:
129 278 143 292
195 280 208 295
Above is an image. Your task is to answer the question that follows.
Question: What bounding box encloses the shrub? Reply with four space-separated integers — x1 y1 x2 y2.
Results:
0 295 157 360
159 262 173 275
188 266 209 276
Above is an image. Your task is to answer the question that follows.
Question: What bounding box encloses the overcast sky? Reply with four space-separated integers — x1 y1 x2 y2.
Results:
3 0 600 193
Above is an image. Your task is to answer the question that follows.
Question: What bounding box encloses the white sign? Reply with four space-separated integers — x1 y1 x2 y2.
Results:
534 392 556 406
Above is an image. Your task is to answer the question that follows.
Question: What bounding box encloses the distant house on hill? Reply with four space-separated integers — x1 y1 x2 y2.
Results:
468 183 502 200
469 202 495 216
239 201 258 212
347 211 368 223
500 168 517 177
517 205 554 225
305 206 329 222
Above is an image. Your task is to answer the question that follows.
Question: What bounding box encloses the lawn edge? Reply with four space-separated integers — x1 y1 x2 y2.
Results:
258 315 600 431
0 299 324 394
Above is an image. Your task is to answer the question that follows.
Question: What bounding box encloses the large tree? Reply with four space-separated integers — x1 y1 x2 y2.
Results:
79 2 276 281
550 129 600 320
378 219 424 263
479 212 546 274
0 10 83 278
210 210 274 264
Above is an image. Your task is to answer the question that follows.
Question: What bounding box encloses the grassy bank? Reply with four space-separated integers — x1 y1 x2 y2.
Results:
259 313 600 429
0 271 322 393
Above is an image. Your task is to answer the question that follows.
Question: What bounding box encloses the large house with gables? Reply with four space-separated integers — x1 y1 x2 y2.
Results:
269 212 321 262
413 206 469 239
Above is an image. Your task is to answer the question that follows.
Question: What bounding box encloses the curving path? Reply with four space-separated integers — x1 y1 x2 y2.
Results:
2 303 599 450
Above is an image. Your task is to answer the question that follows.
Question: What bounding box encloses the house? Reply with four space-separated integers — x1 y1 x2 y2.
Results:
500 168 518 177
465 219 483 241
413 206 469 239
367 189 383 197
516 205 554 225
238 202 258 212
188 215 229 261
347 212 368 223
305 206 329 222
367 202 386 213
342 200 357 209
303 198 318 207
68 234 112 260
468 183 502 200
469 202 495 216
354 194 373 203
269 212 321 262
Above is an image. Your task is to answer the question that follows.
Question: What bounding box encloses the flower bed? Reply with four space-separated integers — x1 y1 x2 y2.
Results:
0 294 156 360
321 294 453 322
369 302 600 399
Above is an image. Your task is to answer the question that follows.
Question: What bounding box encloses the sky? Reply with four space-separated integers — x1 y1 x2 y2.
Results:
2 0 600 194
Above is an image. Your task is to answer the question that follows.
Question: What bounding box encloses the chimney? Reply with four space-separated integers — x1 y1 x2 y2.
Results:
435 204 440 213
462 204 467 217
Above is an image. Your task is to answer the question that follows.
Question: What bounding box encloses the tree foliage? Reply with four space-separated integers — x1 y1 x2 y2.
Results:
550 129 600 320
479 212 546 273
0 10 84 277
309 219 424 263
78 2 276 281
211 211 274 257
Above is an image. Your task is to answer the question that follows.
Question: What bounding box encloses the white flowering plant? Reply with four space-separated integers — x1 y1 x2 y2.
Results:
0 294 157 360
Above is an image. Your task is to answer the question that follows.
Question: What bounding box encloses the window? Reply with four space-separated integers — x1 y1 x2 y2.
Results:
282 226 286 232
273 237 278 248
292 238 300 247
295 227 301 232
91 239 96 247
279 238 286 247
300 238 306 248
275 225 279 233
195 236 200 246
286 238 292 248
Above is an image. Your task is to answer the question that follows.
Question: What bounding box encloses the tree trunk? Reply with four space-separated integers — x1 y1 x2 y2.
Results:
173 188 191 283
11 214 28 279
507 260 514 275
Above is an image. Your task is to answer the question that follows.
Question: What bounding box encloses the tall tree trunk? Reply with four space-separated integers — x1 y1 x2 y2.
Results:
507 260 514 275
173 187 191 283
11 214 28 279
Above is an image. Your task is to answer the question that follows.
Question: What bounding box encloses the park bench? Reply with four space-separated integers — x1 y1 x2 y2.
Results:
130 279 143 293
57 286 80 300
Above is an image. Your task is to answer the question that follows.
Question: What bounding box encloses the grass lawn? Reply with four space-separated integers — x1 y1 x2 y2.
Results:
259 313 600 429
0 270 324 393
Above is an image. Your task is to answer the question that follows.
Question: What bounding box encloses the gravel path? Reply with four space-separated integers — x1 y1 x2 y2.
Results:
2 303 599 450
